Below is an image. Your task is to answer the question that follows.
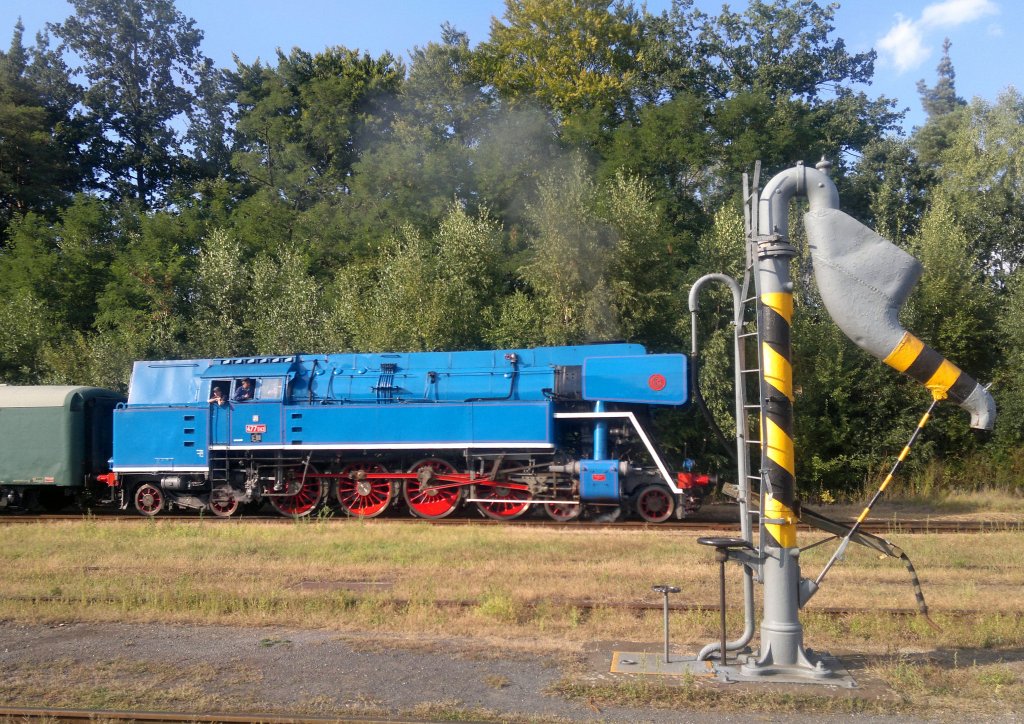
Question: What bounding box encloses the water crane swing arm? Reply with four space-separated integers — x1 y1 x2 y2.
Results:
798 505 937 629
811 397 937 606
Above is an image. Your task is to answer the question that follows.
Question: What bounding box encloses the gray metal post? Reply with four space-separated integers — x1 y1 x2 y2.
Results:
652 585 679 663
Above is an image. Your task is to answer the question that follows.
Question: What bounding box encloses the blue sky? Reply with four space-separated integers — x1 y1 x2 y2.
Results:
3 0 1020 133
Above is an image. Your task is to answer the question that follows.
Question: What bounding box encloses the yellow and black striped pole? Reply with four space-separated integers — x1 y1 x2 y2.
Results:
815 397 939 585
760 288 798 549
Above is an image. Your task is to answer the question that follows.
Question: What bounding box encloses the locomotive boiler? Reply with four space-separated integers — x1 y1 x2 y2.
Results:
107 342 712 520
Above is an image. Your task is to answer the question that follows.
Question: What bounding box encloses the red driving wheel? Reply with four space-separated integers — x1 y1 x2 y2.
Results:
473 483 532 520
543 502 581 522
403 458 461 519
269 466 324 518
334 462 393 518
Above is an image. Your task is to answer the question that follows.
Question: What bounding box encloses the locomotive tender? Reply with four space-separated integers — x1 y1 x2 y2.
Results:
0 342 712 520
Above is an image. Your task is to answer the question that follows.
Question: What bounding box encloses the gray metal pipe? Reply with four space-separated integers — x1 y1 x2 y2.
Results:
758 162 840 238
688 273 756 660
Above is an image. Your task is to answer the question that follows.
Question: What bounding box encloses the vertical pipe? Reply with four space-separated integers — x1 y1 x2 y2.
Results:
593 401 607 460
689 274 757 662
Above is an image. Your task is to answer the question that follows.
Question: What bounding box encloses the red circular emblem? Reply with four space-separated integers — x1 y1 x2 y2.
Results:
648 373 667 391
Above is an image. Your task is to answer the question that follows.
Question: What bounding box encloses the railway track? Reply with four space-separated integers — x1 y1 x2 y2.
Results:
0 587 999 619
0 706 415 723
0 511 1019 534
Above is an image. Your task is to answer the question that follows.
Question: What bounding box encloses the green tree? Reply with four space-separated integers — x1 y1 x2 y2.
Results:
229 46 404 210
993 267 1024 447
0 21 84 240
343 25 491 240
188 228 252 357
50 0 205 205
504 158 675 347
329 204 504 352
931 90 1024 280
0 287 52 382
476 0 641 144
913 38 968 176
246 247 325 355
647 0 900 175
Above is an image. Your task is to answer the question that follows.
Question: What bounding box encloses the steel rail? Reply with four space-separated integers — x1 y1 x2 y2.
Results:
0 513 1018 533
0 706 429 723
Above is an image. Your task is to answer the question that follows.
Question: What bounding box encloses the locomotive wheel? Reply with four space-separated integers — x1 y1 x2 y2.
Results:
208 487 239 518
133 483 164 517
335 462 393 518
472 483 532 521
633 485 675 523
543 502 581 522
403 458 461 519
269 466 324 518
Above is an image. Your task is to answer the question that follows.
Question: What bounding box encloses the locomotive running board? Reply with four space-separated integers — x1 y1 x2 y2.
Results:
553 411 679 493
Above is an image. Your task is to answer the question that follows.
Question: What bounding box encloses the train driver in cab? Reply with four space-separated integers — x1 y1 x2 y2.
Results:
233 378 254 402
208 385 227 406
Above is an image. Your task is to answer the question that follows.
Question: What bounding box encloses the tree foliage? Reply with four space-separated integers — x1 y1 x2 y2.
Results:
50 0 206 204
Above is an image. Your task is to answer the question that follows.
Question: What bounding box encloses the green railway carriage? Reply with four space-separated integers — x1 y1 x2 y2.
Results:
0 386 125 511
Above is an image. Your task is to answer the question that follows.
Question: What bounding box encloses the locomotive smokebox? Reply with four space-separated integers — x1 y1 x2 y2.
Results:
804 208 995 430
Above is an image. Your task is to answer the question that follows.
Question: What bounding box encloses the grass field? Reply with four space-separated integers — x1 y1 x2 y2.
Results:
1 516 1022 717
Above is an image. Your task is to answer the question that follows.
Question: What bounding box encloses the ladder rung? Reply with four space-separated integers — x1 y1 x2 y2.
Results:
740 368 761 374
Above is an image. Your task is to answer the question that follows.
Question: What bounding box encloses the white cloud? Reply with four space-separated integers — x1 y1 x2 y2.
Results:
921 0 998 29
876 1 1000 74
986 23 1004 37
878 15 929 73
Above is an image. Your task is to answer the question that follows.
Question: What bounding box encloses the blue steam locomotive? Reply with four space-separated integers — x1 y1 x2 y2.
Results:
0 342 713 521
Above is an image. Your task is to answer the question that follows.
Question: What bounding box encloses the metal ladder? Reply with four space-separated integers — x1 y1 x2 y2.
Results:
735 162 769 542
208 449 230 486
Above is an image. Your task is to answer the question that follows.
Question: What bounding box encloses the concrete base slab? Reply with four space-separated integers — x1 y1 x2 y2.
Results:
610 651 857 688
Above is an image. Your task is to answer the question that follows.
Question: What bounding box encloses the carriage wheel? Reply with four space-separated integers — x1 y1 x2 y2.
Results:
634 485 675 523
543 502 581 522
335 462 393 518
403 458 461 519
473 484 532 521
208 487 239 518
133 483 164 517
269 466 324 518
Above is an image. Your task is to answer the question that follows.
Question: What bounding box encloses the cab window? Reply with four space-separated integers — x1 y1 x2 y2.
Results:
257 378 283 401
208 380 230 404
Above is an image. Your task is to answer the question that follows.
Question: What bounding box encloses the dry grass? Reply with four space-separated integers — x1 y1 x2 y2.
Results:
1 518 1023 649
1 517 1023 717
